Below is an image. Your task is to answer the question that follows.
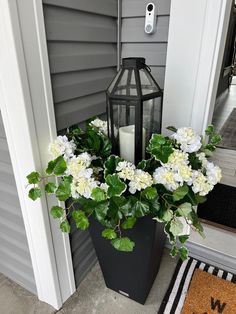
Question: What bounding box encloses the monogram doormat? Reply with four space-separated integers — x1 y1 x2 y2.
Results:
158 257 236 314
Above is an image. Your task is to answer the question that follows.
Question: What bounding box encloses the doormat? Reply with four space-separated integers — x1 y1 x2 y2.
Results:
158 257 236 314
218 107 236 150
197 183 236 229
181 269 236 313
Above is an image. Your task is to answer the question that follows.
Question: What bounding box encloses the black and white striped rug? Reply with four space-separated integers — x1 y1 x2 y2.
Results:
158 257 236 314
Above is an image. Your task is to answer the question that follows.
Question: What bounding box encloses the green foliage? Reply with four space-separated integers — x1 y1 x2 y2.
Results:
189 153 202 170
56 176 72 201
179 246 188 261
121 217 137 230
60 220 71 233
45 182 57 194
173 185 189 201
179 235 189 244
105 174 127 197
176 202 192 217
27 171 40 184
133 200 150 218
104 155 122 178
28 188 42 201
102 229 117 240
111 237 135 252
72 210 89 230
205 125 214 136
141 187 158 200
46 156 67 176
50 206 64 219
166 126 177 133
91 187 106 202
148 134 173 163
169 219 183 236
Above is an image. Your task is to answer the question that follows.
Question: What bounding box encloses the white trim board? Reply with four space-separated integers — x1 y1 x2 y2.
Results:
0 0 75 309
163 0 236 263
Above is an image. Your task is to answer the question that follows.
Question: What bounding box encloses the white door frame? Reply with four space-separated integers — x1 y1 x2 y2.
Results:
163 0 236 271
0 0 75 309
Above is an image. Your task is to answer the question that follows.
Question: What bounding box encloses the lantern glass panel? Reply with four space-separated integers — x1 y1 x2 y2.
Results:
114 70 138 96
140 68 160 95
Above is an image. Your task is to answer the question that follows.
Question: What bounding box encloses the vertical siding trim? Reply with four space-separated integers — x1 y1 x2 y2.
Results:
0 0 76 309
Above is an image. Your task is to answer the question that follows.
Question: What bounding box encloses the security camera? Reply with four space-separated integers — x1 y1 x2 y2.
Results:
145 3 156 34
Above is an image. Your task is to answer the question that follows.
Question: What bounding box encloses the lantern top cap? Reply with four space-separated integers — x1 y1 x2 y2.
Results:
122 57 146 69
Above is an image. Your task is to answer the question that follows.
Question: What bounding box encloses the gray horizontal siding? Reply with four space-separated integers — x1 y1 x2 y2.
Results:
43 1 118 287
0 112 36 294
43 2 117 131
121 0 171 89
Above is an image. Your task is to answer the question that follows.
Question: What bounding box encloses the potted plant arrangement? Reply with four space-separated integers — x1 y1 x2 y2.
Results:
27 117 222 303
27 57 222 304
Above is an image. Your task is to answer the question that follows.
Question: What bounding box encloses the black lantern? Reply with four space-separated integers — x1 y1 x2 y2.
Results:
106 57 163 165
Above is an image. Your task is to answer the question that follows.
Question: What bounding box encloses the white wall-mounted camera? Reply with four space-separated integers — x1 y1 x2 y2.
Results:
144 3 156 34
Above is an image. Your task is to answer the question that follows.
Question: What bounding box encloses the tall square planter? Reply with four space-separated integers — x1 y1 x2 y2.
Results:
89 216 166 304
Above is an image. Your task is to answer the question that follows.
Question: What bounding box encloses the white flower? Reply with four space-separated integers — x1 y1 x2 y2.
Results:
129 169 153 194
192 171 213 196
67 153 92 178
153 167 180 191
48 136 76 159
172 127 202 153
205 162 222 185
197 152 208 168
116 161 135 181
71 177 98 199
90 118 108 136
165 149 189 169
176 165 193 185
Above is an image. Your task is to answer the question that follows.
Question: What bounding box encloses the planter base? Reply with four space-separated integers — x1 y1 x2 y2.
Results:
89 216 166 304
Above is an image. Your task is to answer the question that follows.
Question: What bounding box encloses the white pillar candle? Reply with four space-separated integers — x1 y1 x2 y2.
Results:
119 125 146 163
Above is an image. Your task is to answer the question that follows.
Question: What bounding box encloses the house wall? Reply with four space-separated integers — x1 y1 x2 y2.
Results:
42 0 118 287
0 111 36 294
121 0 171 89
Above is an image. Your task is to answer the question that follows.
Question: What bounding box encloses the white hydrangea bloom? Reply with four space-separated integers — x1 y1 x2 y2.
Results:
71 177 98 199
177 165 193 186
197 152 208 168
129 169 153 194
172 127 202 153
165 149 189 169
89 118 108 136
205 162 222 185
100 183 109 192
116 161 135 181
153 167 180 191
67 153 92 178
48 135 76 159
192 171 213 196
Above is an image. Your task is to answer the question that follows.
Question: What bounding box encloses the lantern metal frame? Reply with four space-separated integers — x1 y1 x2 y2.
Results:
106 57 163 164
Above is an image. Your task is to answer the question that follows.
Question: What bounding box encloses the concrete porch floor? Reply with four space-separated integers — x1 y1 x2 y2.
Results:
0 249 178 314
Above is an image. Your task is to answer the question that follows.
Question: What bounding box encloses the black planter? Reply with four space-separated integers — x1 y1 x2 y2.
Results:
89 216 166 304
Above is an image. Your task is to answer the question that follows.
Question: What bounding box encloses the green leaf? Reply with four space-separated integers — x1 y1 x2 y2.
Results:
46 156 67 176
148 198 161 215
150 134 166 146
45 182 57 194
91 187 106 202
102 229 117 240
104 155 122 178
179 235 189 244
106 174 127 197
173 185 189 201
60 220 71 233
188 210 205 238
195 194 207 204
176 202 192 217
94 201 109 223
141 187 158 200
166 126 177 133
170 246 178 257
162 209 174 222
169 219 184 236
111 237 135 252
50 206 64 219
72 210 89 230
189 153 203 170
27 171 40 184
133 200 150 218
119 196 137 216
152 145 173 163
210 134 222 146
56 177 72 201
205 125 214 136
28 188 42 201
179 246 188 261
121 217 137 230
